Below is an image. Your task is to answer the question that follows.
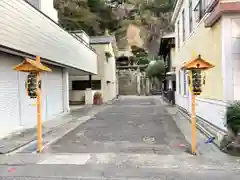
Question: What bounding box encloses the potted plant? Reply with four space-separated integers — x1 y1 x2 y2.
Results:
226 101 240 137
93 92 103 105
222 101 240 155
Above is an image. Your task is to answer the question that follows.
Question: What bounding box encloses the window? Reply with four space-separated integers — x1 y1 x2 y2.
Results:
72 80 101 90
183 70 187 95
178 70 181 94
194 0 205 23
177 21 180 48
189 0 193 33
182 9 185 42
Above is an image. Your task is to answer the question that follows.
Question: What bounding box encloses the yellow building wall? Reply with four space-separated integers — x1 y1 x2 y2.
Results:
175 20 223 100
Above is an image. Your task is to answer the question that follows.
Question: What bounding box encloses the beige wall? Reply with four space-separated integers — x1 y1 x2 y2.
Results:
70 42 117 103
175 20 223 100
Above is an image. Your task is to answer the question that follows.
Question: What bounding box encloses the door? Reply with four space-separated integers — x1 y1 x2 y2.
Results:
0 53 21 137
19 71 37 126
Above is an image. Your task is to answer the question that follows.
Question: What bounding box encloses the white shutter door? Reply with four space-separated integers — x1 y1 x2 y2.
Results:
19 72 37 126
0 54 21 137
45 67 64 119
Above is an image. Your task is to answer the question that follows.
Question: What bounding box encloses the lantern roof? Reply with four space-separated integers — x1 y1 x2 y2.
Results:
13 58 52 72
182 54 215 70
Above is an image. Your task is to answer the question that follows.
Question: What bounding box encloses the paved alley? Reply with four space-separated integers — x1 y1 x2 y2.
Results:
45 96 189 155
0 96 240 179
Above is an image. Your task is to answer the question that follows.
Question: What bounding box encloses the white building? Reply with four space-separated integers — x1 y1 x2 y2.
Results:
0 0 97 138
69 35 118 104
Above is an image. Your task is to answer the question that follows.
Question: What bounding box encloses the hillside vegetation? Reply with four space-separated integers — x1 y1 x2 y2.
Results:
54 0 174 53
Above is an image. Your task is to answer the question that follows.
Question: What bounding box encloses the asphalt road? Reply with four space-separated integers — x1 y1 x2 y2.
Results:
0 96 239 179
45 96 189 155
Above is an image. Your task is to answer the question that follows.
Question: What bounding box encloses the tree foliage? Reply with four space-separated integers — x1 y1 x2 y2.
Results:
54 0 121 35
226 101 240 135
130 45 150 65
145 59 165 79
54 0 174 48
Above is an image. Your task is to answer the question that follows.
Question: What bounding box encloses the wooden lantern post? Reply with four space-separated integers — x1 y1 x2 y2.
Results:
182 54 214 155
13 56 51 153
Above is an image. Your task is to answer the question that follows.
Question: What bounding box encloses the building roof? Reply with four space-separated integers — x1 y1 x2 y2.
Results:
90 36 116 44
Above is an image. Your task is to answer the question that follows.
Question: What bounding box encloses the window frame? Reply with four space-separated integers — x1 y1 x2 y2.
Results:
182 9 185 42
194 0 206 23
183 70 187 95
189 0 193 33
178 70 181 94
177 21 180 49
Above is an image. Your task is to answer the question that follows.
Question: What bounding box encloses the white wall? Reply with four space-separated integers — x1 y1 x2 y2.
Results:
40 0 58 23
63 69 70 112
229 16 240 100
175 93 227 131
0 0 97 74
220 14 240 101
0 52 68 138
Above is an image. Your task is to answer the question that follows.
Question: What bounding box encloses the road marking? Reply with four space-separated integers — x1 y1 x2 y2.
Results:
38 154 91 165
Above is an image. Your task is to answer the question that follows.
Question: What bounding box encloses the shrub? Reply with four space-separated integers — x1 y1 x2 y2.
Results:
226 101 240 136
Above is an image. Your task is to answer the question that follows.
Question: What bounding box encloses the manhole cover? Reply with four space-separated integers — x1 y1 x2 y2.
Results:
142 136 156 144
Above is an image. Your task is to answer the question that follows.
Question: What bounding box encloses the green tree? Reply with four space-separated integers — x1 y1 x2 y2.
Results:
145 60 165 80
130 45 150 65
54 0 174 49
54 0 121 35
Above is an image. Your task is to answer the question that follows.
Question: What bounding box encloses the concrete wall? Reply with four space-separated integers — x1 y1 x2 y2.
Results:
69 75 101 103
92 43 117 102
69 41 117 103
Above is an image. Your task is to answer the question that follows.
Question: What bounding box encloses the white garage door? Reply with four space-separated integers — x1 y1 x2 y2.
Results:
45 66 64 120
19 71 37 126
0 53 21 137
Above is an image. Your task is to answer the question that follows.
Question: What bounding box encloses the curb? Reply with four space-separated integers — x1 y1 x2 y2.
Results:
159 97 200 156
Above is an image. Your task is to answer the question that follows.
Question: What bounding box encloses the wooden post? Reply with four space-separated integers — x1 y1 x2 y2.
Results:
191 93 197 154
36 56 42 153
13 55 52 153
